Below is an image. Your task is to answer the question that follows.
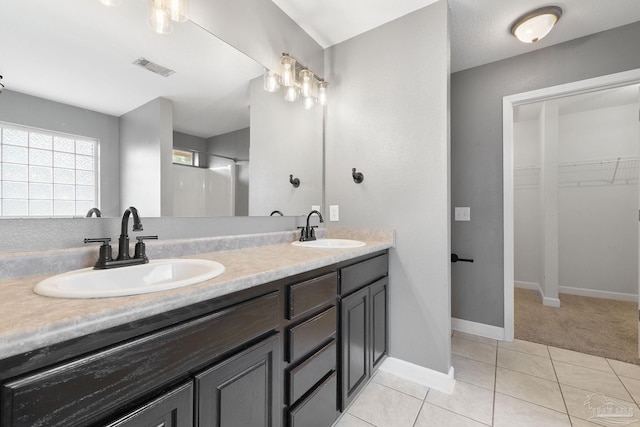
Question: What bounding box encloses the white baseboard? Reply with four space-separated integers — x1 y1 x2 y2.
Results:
516 281 637 303
542 297 561 308
559 286 638 302
515 281 561 307
451 317 505 341
379 357 456 395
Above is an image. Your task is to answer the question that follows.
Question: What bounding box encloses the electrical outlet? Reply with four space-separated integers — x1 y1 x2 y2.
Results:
329 205 339 221
454 207 470 221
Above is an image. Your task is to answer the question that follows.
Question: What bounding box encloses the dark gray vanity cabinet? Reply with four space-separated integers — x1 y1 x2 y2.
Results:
0 249 389 427
338 253 389 410
284 272 339 427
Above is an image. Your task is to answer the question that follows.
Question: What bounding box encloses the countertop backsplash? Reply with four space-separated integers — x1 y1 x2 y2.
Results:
1 227 395 281
1 229 323 281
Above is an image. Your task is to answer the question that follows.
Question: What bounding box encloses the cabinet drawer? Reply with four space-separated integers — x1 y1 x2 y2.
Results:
288 339 336 405
340 253 388 296
288 371 337 427
2 292 279 427
103 382 194 427
287 272 337 321
288 306 336 362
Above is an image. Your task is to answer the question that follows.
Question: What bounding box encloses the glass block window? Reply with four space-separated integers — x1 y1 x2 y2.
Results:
0 122 98 217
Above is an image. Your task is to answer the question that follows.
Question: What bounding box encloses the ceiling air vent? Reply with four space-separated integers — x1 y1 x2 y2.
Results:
133 57 175 77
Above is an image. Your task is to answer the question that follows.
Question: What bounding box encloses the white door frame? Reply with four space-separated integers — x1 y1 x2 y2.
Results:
502 68 640 342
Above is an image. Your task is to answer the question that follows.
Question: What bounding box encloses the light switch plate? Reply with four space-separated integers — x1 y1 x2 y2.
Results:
329 205 339 221
454 207 470 221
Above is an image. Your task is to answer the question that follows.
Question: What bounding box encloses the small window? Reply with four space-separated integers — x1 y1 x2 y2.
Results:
0 122 98 217
173 149 194 166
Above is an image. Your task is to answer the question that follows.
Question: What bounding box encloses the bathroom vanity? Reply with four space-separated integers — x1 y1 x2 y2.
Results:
0 237 390 427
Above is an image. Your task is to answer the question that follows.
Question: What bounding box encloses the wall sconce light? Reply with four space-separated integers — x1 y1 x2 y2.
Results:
263 69 280 92
511 6 562 43
352 168 364 184
148 0 189 35
263 53 328 109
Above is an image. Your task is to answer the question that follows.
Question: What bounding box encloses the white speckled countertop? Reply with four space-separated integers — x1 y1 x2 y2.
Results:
0 229 393 359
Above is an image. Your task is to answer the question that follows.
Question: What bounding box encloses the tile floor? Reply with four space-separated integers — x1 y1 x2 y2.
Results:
333 331 640 426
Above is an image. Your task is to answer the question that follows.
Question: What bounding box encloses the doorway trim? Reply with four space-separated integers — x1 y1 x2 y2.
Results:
502 68 640 341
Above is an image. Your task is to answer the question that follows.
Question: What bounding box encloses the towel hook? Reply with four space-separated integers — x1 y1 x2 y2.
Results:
289 174 300 188
352 168 364 184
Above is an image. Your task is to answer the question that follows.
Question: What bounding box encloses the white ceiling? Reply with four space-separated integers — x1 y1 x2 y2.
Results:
272 0 640 72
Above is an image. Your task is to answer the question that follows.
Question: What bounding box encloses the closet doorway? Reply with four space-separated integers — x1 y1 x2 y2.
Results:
511 85 639 362
503 69 640 360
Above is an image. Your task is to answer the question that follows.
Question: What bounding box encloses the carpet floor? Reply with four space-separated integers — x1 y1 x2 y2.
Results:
514 287 639 365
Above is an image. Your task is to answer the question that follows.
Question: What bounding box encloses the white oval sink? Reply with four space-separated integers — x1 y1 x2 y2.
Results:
34 259 225 299
292 239 366 249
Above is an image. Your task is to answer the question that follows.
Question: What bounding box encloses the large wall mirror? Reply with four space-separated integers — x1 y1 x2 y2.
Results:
0 0 323 219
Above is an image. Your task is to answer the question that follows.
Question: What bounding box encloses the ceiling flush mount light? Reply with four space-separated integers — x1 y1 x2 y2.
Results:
148 0 189 35
263 53 328 109
511 6 562 43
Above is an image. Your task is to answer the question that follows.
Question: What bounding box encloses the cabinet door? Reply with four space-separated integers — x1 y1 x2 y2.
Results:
339 287 369 409
196 334 281 427
370 278 388 373
103 382 193 427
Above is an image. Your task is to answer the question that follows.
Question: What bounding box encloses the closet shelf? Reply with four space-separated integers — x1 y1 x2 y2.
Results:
515 155 639 187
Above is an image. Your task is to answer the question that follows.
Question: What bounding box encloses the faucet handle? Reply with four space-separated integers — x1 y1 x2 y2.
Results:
84 238 113 267
134 235 157 261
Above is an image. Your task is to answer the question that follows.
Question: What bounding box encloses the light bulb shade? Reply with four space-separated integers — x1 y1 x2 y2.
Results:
280 55 297 87
98 0 122 6
168 0 188 22
263 69 280 92
148 0 173 34
284 86 299 102
303 96 316 110
511 6 562 43
299 69 315 98
317 81 328 106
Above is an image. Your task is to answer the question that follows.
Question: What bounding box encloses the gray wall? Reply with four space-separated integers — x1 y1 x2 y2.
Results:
249 78 323 217
325 1 451 373
451 22 640 327
207 127 250 161
0 90 120 216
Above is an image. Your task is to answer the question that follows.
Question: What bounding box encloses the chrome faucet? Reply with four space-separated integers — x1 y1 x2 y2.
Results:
85 206 157 269
270 210 284 216
298 210 324 242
